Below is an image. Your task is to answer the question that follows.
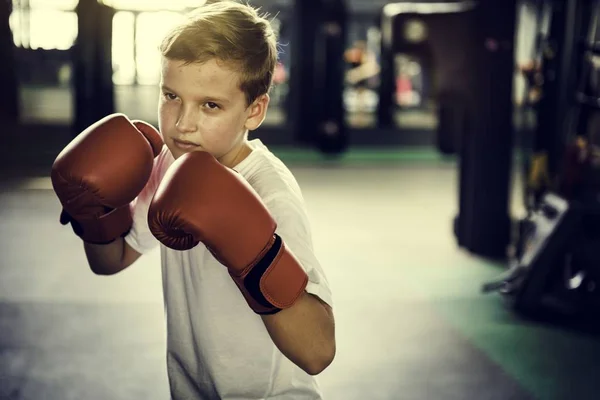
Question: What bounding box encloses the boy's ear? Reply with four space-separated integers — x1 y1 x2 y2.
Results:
245 94 270 131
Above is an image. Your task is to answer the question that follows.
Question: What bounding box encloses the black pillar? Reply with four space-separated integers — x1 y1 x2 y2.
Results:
455 0 517 259
73 0 115 134
377 8 395 128
0 0 19 125
289 0 348 154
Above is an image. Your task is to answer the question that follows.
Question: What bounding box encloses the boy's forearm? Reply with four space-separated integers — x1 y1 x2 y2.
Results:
83 238 127 275
261 291 336 376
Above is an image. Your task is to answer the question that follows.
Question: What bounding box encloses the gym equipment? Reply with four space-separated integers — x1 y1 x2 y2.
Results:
520 0 591 209
484 0 600 319
518 0 554 209
482 193 582 316
483 192 600 318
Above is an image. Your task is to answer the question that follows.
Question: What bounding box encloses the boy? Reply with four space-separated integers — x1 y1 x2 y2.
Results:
51 1 335 399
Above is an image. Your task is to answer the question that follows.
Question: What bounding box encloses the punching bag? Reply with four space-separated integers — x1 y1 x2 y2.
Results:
454 0 517 259
289 0 348 155
73 0 115 134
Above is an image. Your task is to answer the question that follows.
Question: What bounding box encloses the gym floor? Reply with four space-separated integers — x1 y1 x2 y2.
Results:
2 148 600 400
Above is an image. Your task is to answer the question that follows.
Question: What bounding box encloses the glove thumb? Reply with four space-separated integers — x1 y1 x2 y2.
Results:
132 120 164 157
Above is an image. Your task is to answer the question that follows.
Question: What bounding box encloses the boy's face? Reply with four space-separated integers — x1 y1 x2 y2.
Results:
158 57 269 166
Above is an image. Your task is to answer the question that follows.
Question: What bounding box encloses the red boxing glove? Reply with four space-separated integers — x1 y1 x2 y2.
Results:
51 113 163 244
148 151 308 314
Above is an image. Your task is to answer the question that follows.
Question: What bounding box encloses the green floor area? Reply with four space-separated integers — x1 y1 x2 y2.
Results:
270 146 456 165
410 258 600 400
269 145 529 168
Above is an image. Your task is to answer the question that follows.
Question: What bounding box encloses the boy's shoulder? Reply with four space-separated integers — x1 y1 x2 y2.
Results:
150 140 303 204
234 139 304 203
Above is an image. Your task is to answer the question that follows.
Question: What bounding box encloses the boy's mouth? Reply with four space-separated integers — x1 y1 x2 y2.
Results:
172 138 200 151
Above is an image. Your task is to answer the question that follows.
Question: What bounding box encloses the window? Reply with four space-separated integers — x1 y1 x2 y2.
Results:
112 11 136 85
28 0 78 10
135 11 184 85
10 9 77 50
101 0 206 11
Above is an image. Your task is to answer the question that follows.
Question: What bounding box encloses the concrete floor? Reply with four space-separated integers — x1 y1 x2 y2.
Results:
1 159 600 400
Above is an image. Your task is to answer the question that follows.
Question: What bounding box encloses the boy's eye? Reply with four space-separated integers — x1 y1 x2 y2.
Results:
205 102 219 109
164 92 177 100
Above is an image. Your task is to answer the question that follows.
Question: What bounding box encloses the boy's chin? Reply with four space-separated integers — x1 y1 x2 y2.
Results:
167 146 205 160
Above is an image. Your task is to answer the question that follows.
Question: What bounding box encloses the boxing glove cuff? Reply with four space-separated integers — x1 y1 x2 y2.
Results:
67 205 133 244
230 234 309 315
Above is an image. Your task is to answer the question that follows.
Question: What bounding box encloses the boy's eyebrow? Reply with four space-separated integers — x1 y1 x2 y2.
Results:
160 84 177 93
160 84 230 104
201 96 230 104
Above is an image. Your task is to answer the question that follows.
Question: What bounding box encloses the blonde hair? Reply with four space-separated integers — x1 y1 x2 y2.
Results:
159 0 278 106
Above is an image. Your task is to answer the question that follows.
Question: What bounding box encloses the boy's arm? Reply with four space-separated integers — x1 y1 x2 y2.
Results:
84 238 142 275
84 146 166 276
261 291 335 376
258 197 336 376
257 192 336 376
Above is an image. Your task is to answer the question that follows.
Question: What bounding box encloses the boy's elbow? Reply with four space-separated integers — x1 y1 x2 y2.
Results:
305 341 336 376
89 262 126 276
89 265 118 276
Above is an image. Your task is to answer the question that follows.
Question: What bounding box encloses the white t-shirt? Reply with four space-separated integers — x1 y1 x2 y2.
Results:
125 139 333 400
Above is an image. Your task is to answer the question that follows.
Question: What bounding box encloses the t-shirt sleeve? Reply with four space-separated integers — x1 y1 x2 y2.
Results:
123 146 169 254
263 193 333 309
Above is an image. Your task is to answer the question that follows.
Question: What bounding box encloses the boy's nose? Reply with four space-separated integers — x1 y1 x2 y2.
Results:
176 109 198 133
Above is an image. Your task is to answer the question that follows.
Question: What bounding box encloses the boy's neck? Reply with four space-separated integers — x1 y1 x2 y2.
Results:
219 140 253 169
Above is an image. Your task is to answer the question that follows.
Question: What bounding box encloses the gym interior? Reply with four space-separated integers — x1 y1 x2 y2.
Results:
2 0 600 399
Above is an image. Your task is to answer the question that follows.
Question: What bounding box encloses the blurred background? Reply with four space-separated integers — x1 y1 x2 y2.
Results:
1 0 540 150
2 0 600 399
5 0 434 128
